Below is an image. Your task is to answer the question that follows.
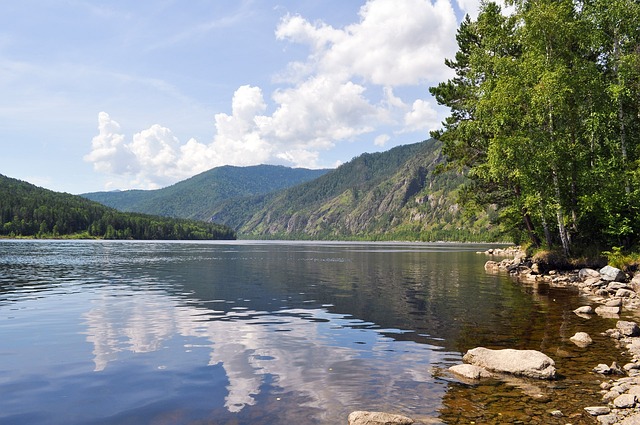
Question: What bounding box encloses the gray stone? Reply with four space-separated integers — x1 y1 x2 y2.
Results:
580 268 602 279
570 332 593 347
600 265 626 282
617 288 637 298
348 411 414 425
618 320 640 337
574 305 594 314
631 273 640 293
614 393 637 408
584 406 611 416
596 306 622 316
606 298 624 307
449 364 491 380
462 347 556 379
608 282 630 291
585 276 605 287
594 364 612 374
598 414 619 425
620 415 640 425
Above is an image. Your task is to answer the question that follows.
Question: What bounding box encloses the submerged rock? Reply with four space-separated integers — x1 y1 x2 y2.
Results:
449 364 491 380
574 305 594 315
570 332 593 347
348 411 414 425
462 347 556 380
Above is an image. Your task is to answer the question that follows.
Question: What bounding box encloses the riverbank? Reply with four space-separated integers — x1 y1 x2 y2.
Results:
484 247 640 425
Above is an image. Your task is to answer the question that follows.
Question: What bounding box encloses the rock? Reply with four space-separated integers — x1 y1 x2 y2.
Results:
617 288 636 298
574 305 594 314
600 265 626 282
549 410 563 417
347 411 414 425
620 415 640 425
580 268 601 279
608 282 630 291
606 298 624 307
618 321 640 337
631 273 640 293
484 261 499 271
449 364 491 380
584 276 605 287
594 364 612 374
584 406 611 416
614 393 637 408
570 332 593 347
598 414 619 425
596 306 621 316
462 347 556 380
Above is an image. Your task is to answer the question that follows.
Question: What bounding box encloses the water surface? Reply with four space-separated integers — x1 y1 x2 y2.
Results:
0 240 624 424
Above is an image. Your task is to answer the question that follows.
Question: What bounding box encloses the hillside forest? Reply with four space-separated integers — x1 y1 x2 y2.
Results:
430 0 640 254
0 174 236 240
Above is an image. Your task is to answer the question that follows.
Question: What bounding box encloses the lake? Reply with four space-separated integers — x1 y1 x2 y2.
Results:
0 240 625 424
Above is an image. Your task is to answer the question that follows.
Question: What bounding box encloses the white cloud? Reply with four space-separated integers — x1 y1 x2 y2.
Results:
374 134 390 147
86 0 464 189
276 0 458 85
403 99 439 132
84 112 135 175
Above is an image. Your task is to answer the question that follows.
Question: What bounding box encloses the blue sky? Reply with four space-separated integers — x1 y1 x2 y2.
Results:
0 0 482 194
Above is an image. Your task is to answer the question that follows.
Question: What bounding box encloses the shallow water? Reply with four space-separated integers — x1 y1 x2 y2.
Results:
0 240 625 424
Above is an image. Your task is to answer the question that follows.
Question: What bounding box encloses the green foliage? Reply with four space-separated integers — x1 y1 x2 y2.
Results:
430 0 640 254
603 247 640 271
0 174 235 240
208 139 504 241
83 165 329 220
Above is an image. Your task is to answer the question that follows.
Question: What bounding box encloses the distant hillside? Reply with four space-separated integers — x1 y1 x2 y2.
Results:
83 165 329 220
0 174 235 240
210 139 502 241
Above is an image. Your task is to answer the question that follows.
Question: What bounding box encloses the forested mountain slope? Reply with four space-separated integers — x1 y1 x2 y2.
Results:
0 174 235 240
83 165 329 220
210 139 502 241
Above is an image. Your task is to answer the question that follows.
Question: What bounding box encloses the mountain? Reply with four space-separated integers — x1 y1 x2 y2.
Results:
82 164 329 220
0 174 235 240
209 139 502 241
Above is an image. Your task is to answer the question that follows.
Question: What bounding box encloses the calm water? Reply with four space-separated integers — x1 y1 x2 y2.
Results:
0 240 626 424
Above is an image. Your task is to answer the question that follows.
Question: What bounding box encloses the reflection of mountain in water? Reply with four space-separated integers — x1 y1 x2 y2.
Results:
83 290 449 417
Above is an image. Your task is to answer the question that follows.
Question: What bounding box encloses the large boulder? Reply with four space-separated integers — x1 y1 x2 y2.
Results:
617 320 640 337
462 347 557 380
600 265 626 282
348 411 414 425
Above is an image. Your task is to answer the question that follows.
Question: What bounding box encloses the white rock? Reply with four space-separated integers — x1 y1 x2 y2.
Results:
596 306 621 316
584 406 611 416
574 306 594 314
570 332 593 347
348 411 414 425
600 265 626 282
462 347 556 380
617 320 640 337
614 393 637 408
449 364 492 380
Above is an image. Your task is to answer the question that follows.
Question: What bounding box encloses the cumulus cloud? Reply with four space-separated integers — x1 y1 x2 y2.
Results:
403 99 440 133
87 0 462 189
276 0 458 85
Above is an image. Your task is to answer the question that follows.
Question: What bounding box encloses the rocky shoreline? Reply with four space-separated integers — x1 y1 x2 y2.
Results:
482 247 640 425
348 247 640 425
